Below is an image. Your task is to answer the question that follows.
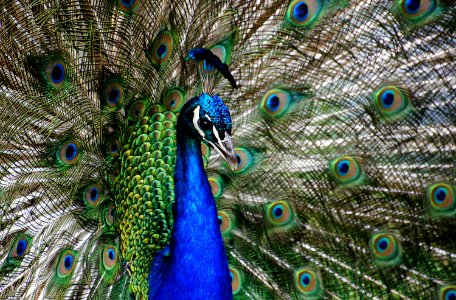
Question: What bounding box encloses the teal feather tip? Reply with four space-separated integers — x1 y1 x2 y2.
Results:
294 267 323 298
329 156 365 186
369 232 402 265
426 182 455 217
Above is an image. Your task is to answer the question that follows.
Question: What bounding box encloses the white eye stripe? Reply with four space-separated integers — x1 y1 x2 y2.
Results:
212 125 222 145
193 106 205 137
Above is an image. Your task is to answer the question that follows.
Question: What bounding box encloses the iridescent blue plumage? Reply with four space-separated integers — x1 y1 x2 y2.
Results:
149 94 235 299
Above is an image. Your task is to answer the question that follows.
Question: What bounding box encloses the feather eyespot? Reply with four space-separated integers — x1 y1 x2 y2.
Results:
286 0 323 27
83 184 102 207
103 81 123 108
295 267 322 297
229 267 243 294
329 156 363 185
57 250 77 277
208 177 223 198
118 0 139 13
107 139 121 157
217 210 233 235
400 0 436 18
45 61 66 87
105 204 115 226
9 235 32 259
260 89 291 118
233 148 254 174
129 101 146 120
201 143 210 158
439 286 456 300
370 233 402 265
163 88 185 112
426 183 455 216
148 31 174 67
58 141 80 165
266 201 293 226
102 245 118 270
102 204 116 231
373 85 411 119
210 45 227 63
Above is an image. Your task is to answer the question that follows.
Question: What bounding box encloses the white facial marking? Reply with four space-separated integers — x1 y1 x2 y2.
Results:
192 106 205 137
212 125 223 145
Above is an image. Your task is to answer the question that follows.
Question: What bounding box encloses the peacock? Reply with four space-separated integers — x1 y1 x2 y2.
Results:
0 0 455 299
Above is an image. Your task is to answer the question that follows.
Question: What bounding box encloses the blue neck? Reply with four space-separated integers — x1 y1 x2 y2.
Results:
149 121 232 299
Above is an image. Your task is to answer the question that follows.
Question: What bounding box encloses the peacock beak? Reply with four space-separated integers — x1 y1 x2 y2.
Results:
207 132 237 171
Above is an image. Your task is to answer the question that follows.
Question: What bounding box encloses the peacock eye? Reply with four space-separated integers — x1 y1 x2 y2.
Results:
369 232 402 265
198 118 213 131
294 268 322 297
440 286 456 300
45 61 66 87
400 0 436 19
217 210 233 235
229 267 243 294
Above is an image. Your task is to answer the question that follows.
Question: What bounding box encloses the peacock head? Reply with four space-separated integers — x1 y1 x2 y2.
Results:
179 93 237 170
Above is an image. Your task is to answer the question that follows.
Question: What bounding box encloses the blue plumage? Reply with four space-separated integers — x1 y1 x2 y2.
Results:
149 94 234 299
